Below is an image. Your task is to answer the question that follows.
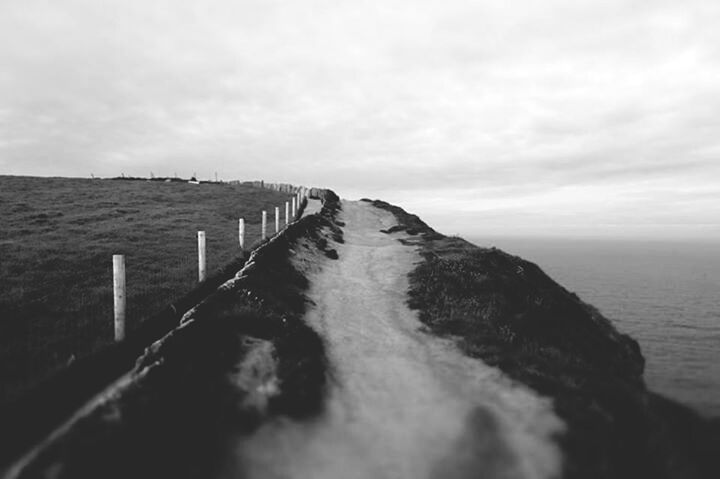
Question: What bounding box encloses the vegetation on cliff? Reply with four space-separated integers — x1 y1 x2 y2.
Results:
366 198 720 479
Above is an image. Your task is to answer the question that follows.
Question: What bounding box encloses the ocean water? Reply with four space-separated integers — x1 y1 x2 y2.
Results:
468 237 720 418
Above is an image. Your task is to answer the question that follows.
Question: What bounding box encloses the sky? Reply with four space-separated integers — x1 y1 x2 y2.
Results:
1 0 719 240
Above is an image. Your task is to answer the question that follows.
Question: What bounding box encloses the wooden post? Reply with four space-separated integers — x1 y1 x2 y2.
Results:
285 201 290 225
291 197 296 219
262 210 267 240
198 231 206 282
113 254 126 342
275 206 280 233
238 218 245 250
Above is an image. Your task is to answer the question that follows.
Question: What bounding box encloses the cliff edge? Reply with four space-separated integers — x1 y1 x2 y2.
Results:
367 198 720 479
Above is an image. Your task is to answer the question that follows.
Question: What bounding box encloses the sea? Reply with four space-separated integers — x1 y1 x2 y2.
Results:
468 237 720 418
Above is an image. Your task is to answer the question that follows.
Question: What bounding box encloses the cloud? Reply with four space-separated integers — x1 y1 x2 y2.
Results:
1 0 719 238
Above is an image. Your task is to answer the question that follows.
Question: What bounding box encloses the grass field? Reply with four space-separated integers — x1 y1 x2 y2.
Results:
0 176 292 403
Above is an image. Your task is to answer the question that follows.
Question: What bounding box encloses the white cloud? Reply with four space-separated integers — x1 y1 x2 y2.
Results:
1 0 719 238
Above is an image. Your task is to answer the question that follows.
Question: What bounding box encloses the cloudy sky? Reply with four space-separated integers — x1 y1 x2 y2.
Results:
2 0 719 239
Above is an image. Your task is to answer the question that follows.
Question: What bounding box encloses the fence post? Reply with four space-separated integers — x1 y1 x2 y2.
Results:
198 231 206 282
275 206 280 233
238 218 245 250
285 201 289 226
262 210 267 240
113 254 126 342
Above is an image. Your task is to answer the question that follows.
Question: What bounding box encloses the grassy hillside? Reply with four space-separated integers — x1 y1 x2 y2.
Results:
1 190 339 478
0 176 291 403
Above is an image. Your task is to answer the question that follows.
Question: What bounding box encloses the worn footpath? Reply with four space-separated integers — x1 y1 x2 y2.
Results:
224 201 564 479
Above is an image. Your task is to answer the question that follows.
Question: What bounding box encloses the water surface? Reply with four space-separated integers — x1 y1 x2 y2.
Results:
469 237 720 418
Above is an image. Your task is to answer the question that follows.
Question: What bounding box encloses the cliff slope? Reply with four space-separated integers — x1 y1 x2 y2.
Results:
367 199 720 479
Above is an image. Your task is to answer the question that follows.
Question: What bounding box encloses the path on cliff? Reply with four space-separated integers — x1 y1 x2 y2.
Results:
221 200 564 479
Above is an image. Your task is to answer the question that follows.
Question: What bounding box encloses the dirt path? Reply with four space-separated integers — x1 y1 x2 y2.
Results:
301 198 323 216
222 201 564 479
